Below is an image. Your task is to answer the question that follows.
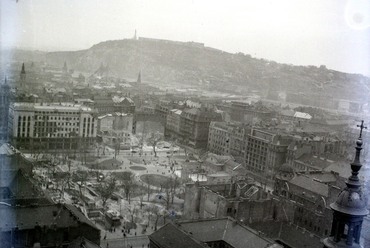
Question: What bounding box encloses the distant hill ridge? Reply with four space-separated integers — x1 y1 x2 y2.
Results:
41 37 369 101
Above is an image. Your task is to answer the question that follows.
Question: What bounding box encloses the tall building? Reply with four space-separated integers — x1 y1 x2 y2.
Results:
322 122 369 248
179 108 222 149
165 109 182 138
207 122 250 159
0 78 11 142
245 128 292 178
8 102 97 150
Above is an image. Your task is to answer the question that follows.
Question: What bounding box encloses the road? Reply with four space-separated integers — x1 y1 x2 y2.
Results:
100 236 150 248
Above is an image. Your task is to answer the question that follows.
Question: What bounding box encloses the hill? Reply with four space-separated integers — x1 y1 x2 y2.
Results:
42 37 370 102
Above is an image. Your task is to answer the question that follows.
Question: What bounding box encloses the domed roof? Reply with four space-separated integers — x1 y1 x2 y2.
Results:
331 188 369 216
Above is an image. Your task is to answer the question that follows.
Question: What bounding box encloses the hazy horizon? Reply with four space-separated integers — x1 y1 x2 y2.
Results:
1 0 369 76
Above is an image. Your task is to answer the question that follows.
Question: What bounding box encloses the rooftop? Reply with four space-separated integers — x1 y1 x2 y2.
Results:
289 174 329 197
178 218 279 248
0 203 98 232
13 102 93 112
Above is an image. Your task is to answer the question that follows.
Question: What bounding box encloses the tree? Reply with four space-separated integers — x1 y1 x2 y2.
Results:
147 132 162 157
96 176 117 207
113 171 136 204
127 204 138 224
53 171 71 198
114 137 121 159
72 170 89 198
145 204 161 230
159 175 180 209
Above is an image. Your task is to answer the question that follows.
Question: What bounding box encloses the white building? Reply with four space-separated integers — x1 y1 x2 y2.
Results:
9 102 97 150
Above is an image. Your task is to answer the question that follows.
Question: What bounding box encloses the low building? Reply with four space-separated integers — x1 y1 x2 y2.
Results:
149 218 281 248
0 203 101 248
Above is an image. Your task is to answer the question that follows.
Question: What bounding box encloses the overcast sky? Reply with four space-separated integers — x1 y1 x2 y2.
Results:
1 0 369 75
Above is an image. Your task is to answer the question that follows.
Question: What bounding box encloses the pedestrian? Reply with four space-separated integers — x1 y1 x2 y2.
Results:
135 231 137 236
106 243 109 248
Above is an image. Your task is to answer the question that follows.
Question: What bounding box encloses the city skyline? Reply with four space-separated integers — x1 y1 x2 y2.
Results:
1 0 370 76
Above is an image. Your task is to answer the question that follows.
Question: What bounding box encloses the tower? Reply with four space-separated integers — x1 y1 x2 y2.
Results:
322 121 369 248
137 70 141 83
20 62 26 86
62 61 68 75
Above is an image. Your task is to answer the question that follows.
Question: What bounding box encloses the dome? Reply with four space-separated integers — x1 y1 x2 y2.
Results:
330 188 369 216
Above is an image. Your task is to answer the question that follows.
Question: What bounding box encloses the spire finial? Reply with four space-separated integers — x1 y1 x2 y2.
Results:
347 120 366 187
357 120 367 139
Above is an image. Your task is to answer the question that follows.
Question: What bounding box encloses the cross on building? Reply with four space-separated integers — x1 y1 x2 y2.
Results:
356 120 367 139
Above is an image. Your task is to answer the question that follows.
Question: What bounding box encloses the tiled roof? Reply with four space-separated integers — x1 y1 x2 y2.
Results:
150 223 208 248
179 218 277 248
68 237 101 248
0 203 99 232
289 175 329 197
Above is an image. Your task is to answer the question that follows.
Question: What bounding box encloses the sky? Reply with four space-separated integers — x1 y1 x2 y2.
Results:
1 0 369 76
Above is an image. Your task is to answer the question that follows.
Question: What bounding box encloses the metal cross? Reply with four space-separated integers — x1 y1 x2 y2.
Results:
357 120 367 138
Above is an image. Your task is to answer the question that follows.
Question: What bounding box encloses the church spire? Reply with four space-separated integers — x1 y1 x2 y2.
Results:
20 62 26 83
137 70 141 83
21 63 25 74
322 120 369 248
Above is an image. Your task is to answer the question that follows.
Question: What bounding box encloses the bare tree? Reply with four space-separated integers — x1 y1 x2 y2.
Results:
72 170 89 198
147 132 162 157
127 204 138 223
96 176 117 207
170 175 180 204
113 171 136 204
145 204 161 230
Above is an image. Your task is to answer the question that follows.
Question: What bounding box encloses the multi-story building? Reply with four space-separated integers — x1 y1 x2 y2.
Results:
8 102 97 150
273 166 344 237
230 101 274 124
97 112 134 133
245 128 292 178
207 122 250 159
207 122 231 155
165 109 182 139
92 95 135 114
155 100 176 124
0 79 11 142
179 108 222 149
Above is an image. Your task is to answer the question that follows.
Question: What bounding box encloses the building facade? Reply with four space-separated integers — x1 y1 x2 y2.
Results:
0 80 11 142
179 108 222 149
245 128 292 178
9 102 97 150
